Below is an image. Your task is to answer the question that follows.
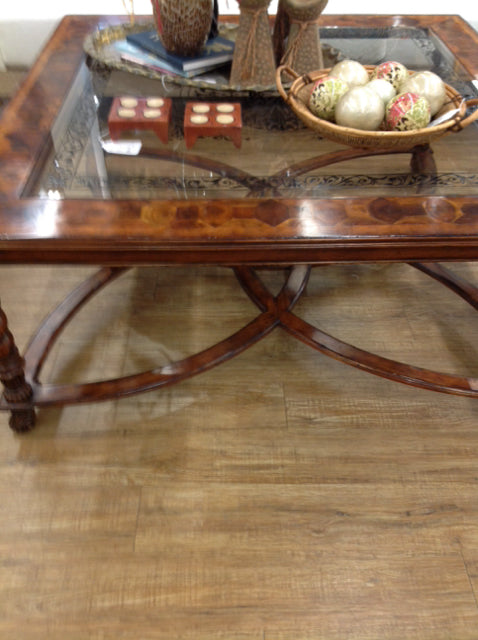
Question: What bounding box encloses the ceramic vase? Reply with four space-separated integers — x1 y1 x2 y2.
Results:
229 0 277 88
151 0 213 57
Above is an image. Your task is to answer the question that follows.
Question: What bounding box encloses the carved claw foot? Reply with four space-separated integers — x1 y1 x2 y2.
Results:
9 408 36 433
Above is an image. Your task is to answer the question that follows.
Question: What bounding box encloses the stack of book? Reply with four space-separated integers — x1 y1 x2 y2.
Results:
114 30 235 79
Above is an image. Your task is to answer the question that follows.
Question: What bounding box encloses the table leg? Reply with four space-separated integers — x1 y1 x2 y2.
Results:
410 143 436 174
0 301 35 432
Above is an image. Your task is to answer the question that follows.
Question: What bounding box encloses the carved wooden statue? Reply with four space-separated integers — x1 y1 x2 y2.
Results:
279 0 328 75
229 0 277 88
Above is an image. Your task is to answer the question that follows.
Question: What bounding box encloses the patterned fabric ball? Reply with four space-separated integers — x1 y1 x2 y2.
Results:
309 76 350 121
371 61 409 91
386 92 431 131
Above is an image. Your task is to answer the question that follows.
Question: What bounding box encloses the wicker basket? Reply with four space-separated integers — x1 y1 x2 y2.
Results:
276 64 478 150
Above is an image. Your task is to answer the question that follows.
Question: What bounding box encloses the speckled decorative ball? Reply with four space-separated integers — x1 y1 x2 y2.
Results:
399 71 446 115
366 78 396 105
335 86 385 130
309 76 350 121
329 59 370 88
371 61 409 91
386 92 431 131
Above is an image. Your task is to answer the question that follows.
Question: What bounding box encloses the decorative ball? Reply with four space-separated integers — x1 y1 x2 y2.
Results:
309 76 350 121
366 78 396 105
371 61 409 91
386 92 431 131
335 86 385 130
399 71 446 115
329 59 370 88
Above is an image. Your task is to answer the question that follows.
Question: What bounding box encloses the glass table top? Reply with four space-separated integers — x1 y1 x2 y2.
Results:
27 25 478 202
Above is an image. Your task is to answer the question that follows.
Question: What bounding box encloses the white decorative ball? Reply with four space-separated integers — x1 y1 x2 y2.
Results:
329 59 370 88
335 86 385 130
366 78 396 104
399 71 446 115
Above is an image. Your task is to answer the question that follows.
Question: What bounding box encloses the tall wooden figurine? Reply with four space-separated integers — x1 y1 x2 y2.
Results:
272 0 289 63
280 0 328 74
229 0 276 88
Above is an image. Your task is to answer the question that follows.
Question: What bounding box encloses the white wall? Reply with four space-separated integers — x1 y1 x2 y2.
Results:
1 0 477 67
0 45 6 72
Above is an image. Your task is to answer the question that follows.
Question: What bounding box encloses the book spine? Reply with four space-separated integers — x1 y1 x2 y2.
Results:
120 53 183 78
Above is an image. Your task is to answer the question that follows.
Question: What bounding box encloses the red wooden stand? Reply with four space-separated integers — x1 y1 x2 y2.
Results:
184 102 242 148
108 97 172 144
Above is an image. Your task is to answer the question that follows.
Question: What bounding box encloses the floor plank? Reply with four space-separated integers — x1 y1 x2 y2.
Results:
1 263 478 639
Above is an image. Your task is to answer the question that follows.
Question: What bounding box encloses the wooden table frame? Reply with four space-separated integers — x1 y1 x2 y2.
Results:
1 14 478 432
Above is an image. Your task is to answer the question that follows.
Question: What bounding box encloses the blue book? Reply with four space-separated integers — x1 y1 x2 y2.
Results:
126 30 234 72
113 40 199 78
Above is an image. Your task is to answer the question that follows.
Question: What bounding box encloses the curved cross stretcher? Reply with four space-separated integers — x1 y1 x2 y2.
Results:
1 261 476 432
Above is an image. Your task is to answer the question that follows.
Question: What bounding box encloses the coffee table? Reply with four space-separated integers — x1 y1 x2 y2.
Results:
1 14 478 433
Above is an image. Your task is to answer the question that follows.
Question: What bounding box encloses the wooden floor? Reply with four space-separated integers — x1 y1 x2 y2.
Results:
1 262 478 639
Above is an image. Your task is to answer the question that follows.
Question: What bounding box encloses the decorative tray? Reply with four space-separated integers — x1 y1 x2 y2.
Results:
84 21 342 96
276 64 478 150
